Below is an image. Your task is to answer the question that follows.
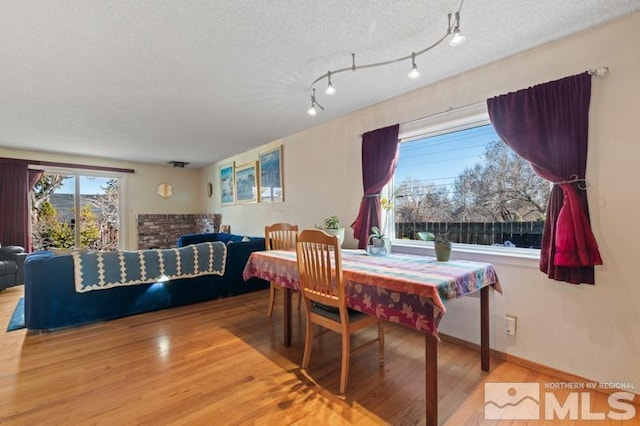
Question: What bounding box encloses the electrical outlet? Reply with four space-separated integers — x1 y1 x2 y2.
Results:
505 314 517 336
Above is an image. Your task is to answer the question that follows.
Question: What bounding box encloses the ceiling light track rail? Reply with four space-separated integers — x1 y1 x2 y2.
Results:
307 1 466 116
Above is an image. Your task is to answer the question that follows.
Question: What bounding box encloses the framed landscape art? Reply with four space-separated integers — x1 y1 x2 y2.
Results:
235 161 258 204
258 145 284 203
219 162 235 206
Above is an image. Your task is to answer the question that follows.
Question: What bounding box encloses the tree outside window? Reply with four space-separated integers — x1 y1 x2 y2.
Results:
31 173 120 251
393 124 549 248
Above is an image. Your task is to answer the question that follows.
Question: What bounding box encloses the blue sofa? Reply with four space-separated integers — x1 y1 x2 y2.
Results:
24 234 267 330
176 232 268 297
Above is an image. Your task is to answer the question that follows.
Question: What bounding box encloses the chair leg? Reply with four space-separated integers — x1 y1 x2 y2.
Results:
302 312 314 369
339 330 350 394
296 291 302 310
267 282 276 318
378 321 385 367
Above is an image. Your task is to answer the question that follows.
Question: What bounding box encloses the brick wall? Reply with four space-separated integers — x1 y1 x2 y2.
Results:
136 214 221 249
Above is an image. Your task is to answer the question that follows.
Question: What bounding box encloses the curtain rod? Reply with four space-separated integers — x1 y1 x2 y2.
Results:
402 100 486 127
358 100 486 137
33 160 135 174
0 157 134 174
395 66 610 131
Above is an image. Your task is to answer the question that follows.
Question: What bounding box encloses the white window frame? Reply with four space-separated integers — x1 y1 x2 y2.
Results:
32 166 126 250
388 104 543 262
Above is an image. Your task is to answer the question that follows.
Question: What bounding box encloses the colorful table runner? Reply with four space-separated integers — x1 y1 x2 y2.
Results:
243 249 501 338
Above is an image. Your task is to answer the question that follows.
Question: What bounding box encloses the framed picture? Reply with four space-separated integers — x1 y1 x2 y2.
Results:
219 162 235 206
235 161 258 204
258 145 284 203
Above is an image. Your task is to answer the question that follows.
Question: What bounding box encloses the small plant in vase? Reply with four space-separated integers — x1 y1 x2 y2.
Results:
366 196 394 255
434 233 452 262
369 226 386 247
317 215 345 247
368 226 391 255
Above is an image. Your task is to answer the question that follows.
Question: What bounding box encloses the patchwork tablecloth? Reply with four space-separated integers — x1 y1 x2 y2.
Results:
243 249 502 338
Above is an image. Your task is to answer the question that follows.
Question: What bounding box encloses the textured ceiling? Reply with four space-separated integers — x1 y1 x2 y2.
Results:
1 1 639 167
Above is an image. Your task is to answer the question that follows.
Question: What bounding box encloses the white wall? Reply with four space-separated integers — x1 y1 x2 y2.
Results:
0 148 204 249
206 12 640 388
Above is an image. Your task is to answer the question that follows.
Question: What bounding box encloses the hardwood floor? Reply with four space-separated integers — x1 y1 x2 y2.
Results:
0 286 635 425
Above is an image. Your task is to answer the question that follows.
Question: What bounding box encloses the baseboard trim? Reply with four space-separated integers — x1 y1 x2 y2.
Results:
439 333 640 400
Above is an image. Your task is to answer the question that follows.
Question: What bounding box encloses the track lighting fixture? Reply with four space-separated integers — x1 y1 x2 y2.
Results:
306 0 466 116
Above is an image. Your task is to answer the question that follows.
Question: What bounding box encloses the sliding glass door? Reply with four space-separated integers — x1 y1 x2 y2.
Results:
31 172 121 251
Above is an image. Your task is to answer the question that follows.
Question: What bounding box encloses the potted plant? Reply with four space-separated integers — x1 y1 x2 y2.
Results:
434 234 452 262
369 226 386 248
318 215 345 247
368 226 391 255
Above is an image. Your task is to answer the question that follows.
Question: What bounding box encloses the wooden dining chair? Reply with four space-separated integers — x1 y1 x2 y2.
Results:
265 223 301 317
296 229 384 394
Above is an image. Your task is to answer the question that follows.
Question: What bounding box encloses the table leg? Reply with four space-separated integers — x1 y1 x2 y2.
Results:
425 333 438 426
481 286 490 371
283 287 292 347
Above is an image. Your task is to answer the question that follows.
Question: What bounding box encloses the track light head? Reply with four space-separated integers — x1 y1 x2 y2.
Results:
408 65 420 80
325 71 336 96
449 12 466 46
325 82 336 96
449 28 465 46
408 52 420 80
307 88 324 116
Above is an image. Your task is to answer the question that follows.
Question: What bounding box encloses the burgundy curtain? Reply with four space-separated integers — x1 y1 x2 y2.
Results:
487 72 602 284
0 161 30 250
351 124 400 249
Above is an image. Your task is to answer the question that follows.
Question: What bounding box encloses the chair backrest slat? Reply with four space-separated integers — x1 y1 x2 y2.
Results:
265 223 299 251
296 229 344 309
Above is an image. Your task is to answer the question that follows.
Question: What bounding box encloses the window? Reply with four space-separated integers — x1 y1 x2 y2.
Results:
31 171 122 251
391 110 549 250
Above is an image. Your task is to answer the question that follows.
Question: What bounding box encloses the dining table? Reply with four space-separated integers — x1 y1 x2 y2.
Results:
243 248 502 425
